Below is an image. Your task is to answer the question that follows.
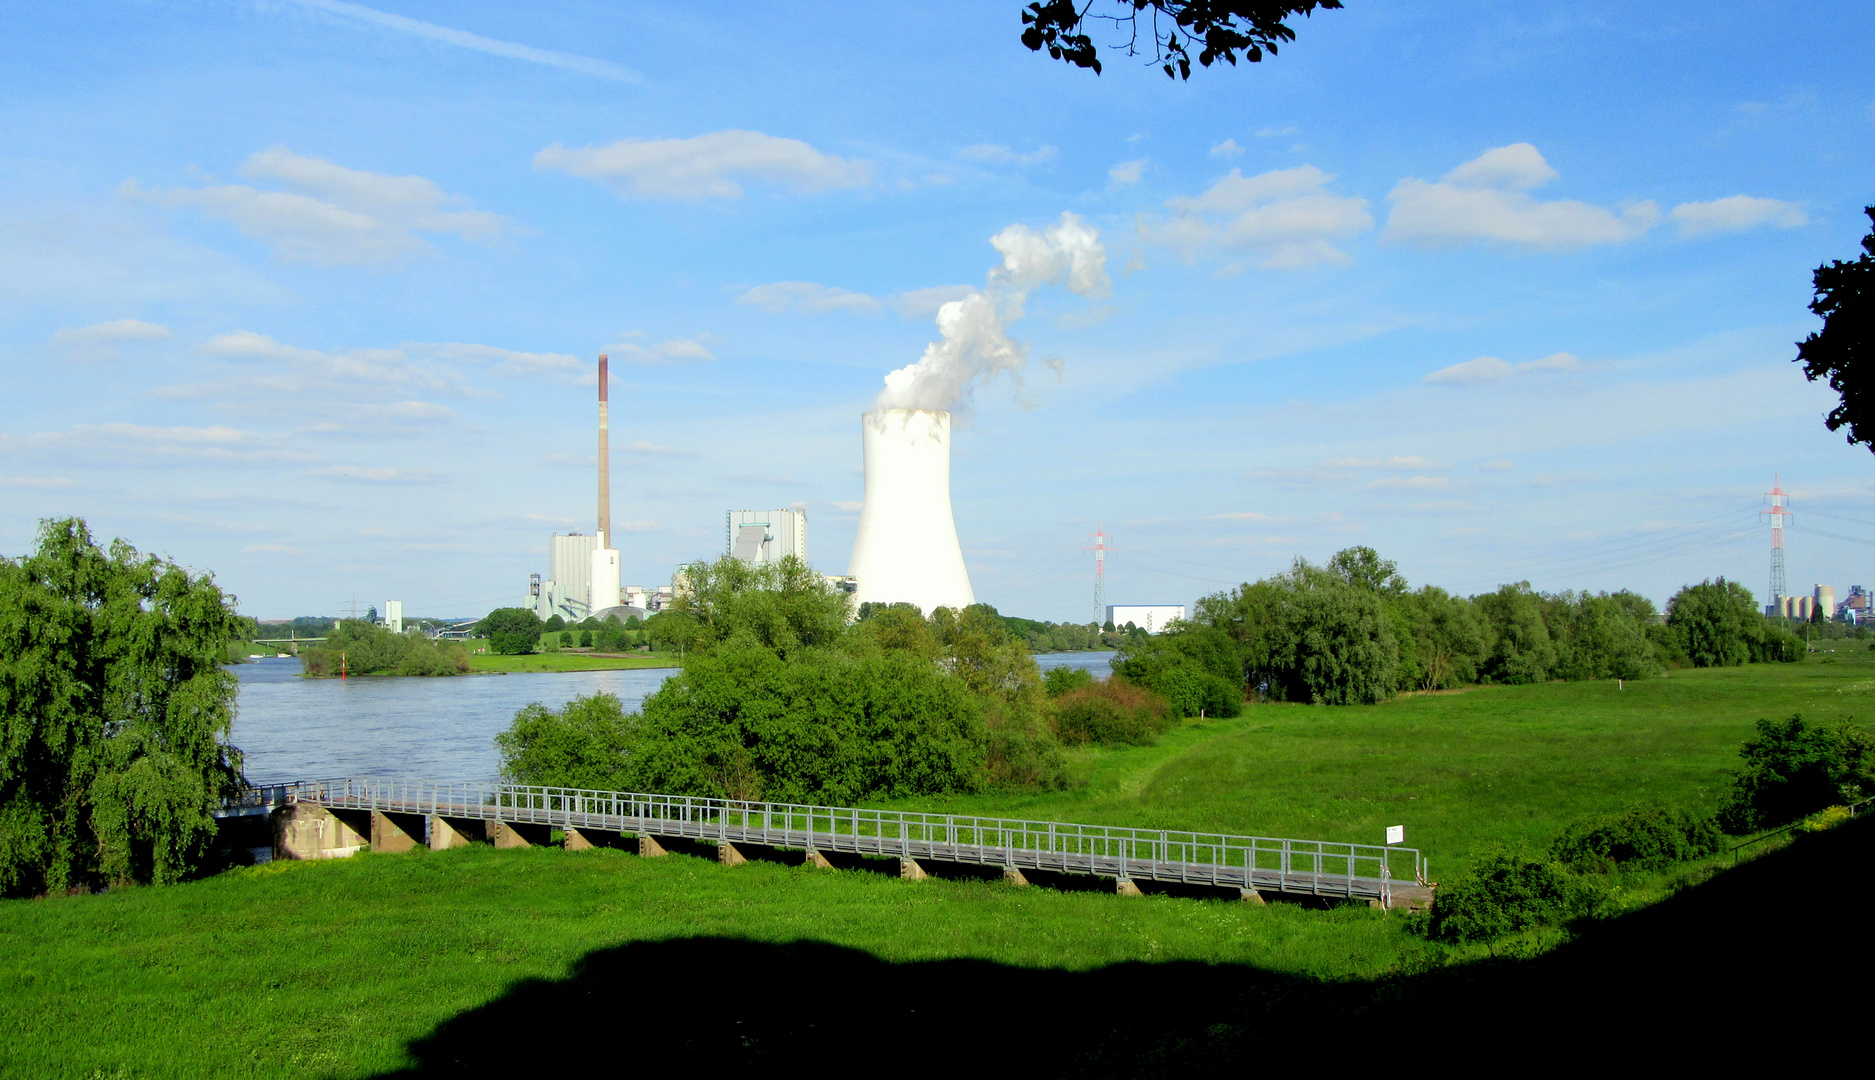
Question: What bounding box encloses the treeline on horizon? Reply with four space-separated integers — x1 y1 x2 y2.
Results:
1107 546 1815 710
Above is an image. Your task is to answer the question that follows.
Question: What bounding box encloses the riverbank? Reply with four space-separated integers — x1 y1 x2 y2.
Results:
467 652 680 674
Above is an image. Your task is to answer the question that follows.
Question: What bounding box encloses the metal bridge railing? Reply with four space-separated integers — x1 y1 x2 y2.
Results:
266 777 1426 902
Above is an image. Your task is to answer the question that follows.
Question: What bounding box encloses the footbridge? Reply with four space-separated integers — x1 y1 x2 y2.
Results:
247 777 1433 908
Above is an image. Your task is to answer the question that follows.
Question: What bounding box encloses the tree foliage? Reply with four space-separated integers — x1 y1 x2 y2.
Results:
496 693 638 792
298 620 467 677
1795 207 1875 450
1717 715 1875 833
1021 0 1343 80
1424 851 1601 944
1549 804 1723 874
476 607 542 655
0 519 246 895
1665 578 1761 668
652 555 850 657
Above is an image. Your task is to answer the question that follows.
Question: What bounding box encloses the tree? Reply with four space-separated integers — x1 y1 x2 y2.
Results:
660 554 851 657
1795 207 1875 450
0 518 247 895
476 607 542 655
496 693 638 792
1399 586 1486 691
1474 582 1557 685
1717 715 1875 832
1665 578 1758 668
1021 1 1343 80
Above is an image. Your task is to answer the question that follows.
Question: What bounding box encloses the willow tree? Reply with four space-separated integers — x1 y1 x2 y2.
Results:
0 519 246 895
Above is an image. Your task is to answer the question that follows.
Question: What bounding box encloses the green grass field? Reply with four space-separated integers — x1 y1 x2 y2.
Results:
0 654 1866 1076
465 651 679 674
909 651 1875 876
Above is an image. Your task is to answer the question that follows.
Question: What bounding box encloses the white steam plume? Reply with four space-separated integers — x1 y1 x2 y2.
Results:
876 212 1108 413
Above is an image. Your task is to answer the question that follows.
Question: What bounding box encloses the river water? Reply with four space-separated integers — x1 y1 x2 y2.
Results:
230 651 1116 783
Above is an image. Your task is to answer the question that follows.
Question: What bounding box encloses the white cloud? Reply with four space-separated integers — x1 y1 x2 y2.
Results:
1209 139 1244 159
1424 351 1581 386
958 144 1056 166
49 318 171 360
1142 165 1373 269
127 147 511 265
605 336 715 364
890 285 978 318
736 281 979 320
283 0 639 82
414 342 584 380
4 423 301 464
1669 195 1808 237
1384 144 1658 250
534 131 871 200
1108 159 1148 186
310 465 441 484
1364 475 1452 490
1324 455 1437 470
198 330 463 392
737 281 882 315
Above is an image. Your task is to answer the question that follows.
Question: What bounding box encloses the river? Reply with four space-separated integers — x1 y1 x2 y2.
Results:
230 650 1116 782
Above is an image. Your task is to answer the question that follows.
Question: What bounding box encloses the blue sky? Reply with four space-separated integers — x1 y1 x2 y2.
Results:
3 0 1873 621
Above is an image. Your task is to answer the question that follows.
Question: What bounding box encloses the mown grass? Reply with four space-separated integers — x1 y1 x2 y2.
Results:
466 651 679 674
0 844 1430 1078
899 652 1875 877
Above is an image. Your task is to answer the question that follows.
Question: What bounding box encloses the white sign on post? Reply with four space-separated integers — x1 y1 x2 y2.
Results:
1385 825 1404 845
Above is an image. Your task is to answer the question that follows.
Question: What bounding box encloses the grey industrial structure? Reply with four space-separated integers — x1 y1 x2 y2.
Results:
727 509 807 566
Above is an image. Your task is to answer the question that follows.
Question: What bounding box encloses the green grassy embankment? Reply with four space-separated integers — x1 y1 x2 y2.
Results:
0 845 1430 1077
1 654 1868 1075
898 651 1875 877
466 651 679 673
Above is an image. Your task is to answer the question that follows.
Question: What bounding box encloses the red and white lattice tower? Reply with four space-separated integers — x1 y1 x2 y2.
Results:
1765 475 1790 606
1085 525 1115 626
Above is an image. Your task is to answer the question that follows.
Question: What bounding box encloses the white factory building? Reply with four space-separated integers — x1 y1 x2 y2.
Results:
1107 604 1186 633
727 509 806 565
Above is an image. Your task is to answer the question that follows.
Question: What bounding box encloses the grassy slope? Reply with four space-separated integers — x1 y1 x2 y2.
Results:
466 652 679 673
0 846 1428 1078
893 653 1875 876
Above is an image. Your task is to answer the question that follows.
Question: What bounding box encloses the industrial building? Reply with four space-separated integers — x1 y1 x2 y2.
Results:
1107 604 1186 633
727 509 806 565
848 408 975 616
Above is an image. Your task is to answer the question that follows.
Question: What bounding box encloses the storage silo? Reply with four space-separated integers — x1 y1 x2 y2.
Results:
1817 584 1836 621
847 409 975 616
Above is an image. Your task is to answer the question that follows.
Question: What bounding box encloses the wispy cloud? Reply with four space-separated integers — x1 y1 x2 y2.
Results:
49 318 171 361
958 144 1056 167
536 131 870 200
284 0 640 82
1424 351 1581 387
1384 144 1657 250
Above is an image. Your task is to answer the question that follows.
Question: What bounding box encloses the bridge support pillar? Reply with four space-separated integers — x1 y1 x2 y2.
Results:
565 827 630 851
428 816 477 850
490 820 552 848
370 811 421 854
1002 867 1029 887
718 842 746 866
900 857 927 881
803 848 833 869
1115 878 1143 897
638 834 668 858
1239 888 1267 905
272 803 367 861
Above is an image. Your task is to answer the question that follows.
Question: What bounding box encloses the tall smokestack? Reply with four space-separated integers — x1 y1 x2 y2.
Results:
847 409 975 616
597 353 611 545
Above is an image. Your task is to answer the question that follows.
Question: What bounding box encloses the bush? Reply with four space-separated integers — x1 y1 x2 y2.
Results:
559 631 573 647
984 705 1074 791
299 621 468 676
1549 805 1723 873
1043 666 1094 698
477 607 542 655
624 647 989 804
1053 680 1172 747
1425 852 1602 943
1717 714 1875 832
495 693 637 791
1112 627 1244 717
579 630 593 648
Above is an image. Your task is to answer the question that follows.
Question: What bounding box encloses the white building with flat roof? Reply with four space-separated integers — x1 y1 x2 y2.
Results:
727 509 806 566
1107 604 1186 633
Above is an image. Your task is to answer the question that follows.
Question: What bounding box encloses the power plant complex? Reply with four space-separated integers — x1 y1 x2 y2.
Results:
521 364 983 622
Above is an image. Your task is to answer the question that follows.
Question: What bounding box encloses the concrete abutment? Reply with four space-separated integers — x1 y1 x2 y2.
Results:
272 803 367 861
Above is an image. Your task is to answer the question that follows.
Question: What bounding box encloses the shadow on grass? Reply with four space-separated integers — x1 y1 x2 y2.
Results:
375 815 1871 1074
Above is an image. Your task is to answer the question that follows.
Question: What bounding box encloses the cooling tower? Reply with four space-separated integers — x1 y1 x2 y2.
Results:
848 409 975 616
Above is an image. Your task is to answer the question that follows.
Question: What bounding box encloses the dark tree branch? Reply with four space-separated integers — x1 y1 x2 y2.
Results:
1021 1 1343 80
1796 207 1875 452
